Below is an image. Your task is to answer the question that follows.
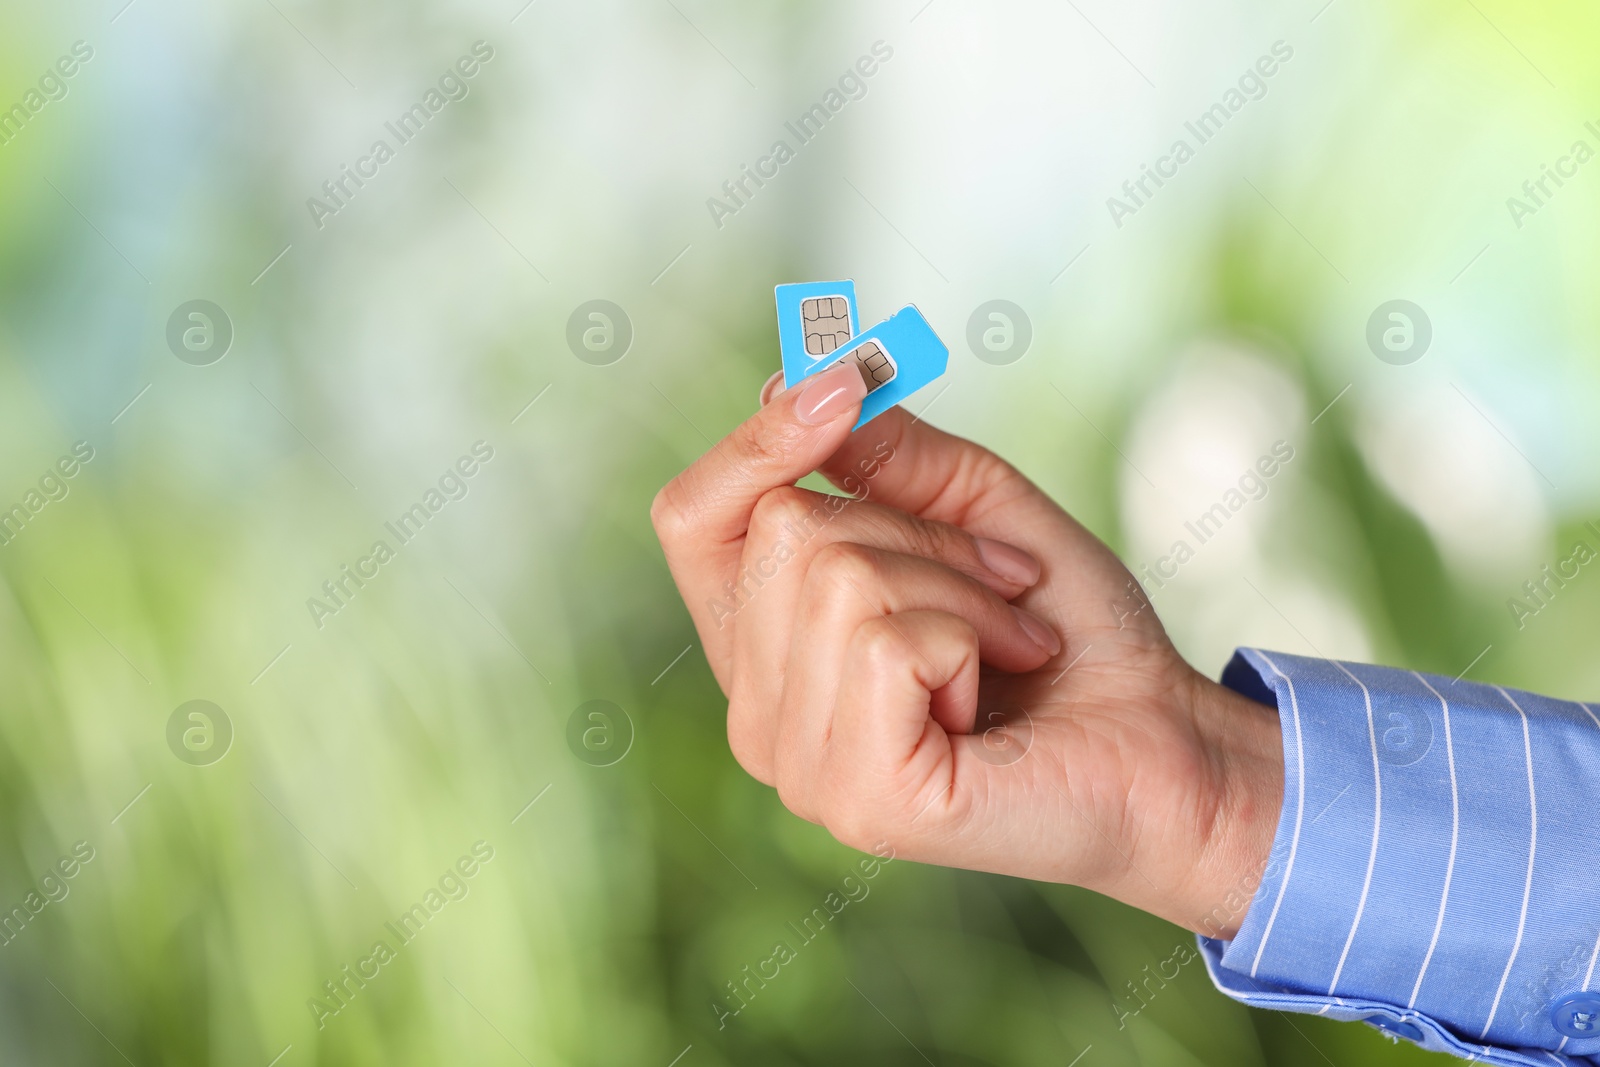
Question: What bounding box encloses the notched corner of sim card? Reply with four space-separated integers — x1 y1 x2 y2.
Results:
775 280 859 386
834 304 950 431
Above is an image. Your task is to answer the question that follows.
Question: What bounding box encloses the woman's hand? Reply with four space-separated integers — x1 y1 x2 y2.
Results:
651 362 1285 936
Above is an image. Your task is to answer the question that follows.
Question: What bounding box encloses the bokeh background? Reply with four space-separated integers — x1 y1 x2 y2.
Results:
1 0 1597 1063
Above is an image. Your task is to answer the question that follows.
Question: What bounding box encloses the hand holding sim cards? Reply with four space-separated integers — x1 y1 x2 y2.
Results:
775 280 949 430
649 279 1284 941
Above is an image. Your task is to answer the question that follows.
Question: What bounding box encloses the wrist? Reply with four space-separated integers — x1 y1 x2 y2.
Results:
1173 668 1285 939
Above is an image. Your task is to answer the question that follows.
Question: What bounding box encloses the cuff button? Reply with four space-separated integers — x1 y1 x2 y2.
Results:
1363 1015 1424 1042
1552 993 1600 1039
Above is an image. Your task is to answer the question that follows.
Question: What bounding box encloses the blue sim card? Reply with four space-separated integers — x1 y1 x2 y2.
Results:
811 306 949 429
775 280 859 386
775 281 949 431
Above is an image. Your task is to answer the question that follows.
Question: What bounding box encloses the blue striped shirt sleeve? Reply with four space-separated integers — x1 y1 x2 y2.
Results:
1199 648 1600 1066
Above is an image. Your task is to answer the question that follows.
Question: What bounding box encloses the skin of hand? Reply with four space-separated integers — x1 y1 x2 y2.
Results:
651 361 1285 937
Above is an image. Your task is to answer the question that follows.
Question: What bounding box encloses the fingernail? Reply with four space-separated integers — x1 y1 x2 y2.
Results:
759 370 785 406
975 537 1041 586
1012 606 1062 657
796 361 869 425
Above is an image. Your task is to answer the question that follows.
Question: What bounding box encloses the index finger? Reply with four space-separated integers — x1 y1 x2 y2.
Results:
817 405 1039 526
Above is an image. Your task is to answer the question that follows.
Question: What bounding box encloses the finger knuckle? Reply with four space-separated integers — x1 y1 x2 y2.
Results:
725 712 774 786
724 680 776 783
807 541 881 599
773 768 817 825
740 415 807 472
947 451 1026 522
853 615 911 670
748 485 823 548
822 803 882 855
649 479 695 547
908 512 968 564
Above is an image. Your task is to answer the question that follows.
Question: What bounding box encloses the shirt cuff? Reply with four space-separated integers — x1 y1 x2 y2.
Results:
1198 648 1600 1066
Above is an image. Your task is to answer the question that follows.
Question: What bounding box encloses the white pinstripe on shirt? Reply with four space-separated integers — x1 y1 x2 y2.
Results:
1410 671 1460 1010
1481 687 1539 1040
1328 663 1381 997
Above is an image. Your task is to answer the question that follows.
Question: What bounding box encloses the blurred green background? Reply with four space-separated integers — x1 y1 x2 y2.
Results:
1 0 1597 1063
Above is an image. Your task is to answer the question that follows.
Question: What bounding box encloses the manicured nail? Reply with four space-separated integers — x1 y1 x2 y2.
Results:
796 361 869 425
1012 606 1062 657
759 370 786 406
975 537 1041 586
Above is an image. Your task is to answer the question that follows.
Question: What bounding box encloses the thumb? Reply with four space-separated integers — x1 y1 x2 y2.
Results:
655 360 868 548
